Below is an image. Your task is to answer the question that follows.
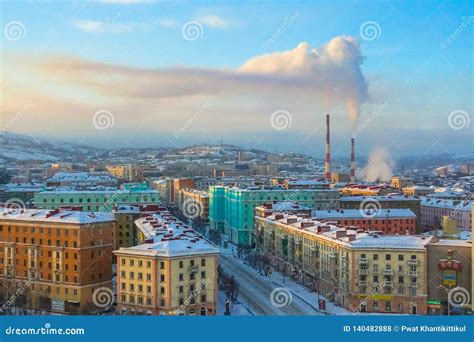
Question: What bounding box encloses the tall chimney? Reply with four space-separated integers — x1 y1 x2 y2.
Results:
350 138 356 183
325 114 331 181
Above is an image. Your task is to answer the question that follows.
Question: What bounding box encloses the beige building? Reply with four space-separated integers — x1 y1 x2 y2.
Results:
402 186 435 197
114 212 219 315
256 213 435 314
178 188 210 223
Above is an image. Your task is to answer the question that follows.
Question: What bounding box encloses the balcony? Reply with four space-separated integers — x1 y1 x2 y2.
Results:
383 269 393 276
408 271 418 277
383 281 393 288
359 280 368 287
359 269 368 276
359 257 368 264
408 259 418 266
409 282 417 288
189 265 199 272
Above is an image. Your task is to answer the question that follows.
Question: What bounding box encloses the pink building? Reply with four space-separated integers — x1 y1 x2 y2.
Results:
420 198 472 231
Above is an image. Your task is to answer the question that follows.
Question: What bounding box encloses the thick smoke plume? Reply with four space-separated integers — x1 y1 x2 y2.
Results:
357 148 395 182
240 36 368 122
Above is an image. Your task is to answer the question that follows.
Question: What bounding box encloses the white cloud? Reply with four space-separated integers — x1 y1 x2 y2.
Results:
74 19 150 33
158 19 178 28
196 15 228 28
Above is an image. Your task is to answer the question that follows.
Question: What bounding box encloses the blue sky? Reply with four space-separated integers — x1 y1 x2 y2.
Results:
1 0 472 158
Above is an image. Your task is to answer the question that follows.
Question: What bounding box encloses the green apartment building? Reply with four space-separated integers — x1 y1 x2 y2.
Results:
34 189 160 211
209 186 340 246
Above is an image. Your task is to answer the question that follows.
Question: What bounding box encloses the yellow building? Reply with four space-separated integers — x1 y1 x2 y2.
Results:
256 213 435 314
114 212 219 315
402 186 435 197
391 176 414 190
178 188 209 223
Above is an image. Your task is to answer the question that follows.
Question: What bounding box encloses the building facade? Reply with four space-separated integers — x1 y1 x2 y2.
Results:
34 189 160 211
0 208 115 314
209 186 340 246
312 208 417 235
255 213 434 314
420 198 472 231
115 212 219 315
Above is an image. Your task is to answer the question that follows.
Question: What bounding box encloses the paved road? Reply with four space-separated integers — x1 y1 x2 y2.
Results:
219 253 320 316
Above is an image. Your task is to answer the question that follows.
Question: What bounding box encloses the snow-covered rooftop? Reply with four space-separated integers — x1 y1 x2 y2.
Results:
420 198 472 211
313 208 416 219
340 195 420 202
0 208 114 224
119 212 219 257
262 213 434 250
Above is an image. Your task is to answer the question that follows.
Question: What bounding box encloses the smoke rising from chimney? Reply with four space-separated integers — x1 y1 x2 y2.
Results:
240 36 368 123
357 148 395 182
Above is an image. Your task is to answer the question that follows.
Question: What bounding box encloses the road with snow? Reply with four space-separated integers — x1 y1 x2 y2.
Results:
218 253 322 316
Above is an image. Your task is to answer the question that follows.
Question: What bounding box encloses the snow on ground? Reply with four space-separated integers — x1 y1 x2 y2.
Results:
217 289 253 316
218 244 351 316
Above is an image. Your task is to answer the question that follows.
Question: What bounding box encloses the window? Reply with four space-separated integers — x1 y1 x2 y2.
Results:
373 254 378 260
385 301 392 312
160 274 165 282
385 254 391 261
160 287 165 294
179 261 183 268
190 260 195 266
398 255 404 261
179 273 184 281
201 259 206 267
160 262 165 270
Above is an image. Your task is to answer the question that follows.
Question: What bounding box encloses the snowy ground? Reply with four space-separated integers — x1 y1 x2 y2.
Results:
217 245 352 316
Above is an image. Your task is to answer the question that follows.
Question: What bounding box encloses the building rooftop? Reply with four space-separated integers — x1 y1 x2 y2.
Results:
118 212 219 257
313 208 416 219
47 171 117 183
340 195 420 202
0 208 114 224
262 213 434 250
256 201 311 212
420 198 472 211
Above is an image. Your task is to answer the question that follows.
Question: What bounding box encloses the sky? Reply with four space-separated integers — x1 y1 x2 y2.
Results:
0 0 472 159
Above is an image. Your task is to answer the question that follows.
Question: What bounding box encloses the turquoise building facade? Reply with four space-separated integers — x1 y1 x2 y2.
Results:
209 186 340 246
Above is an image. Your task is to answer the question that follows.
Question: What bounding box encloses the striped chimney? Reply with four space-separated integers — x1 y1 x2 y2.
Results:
350 138 356 183
325 114 331 180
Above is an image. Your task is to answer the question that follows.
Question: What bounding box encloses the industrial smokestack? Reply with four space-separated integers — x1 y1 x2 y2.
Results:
350 138 356 183
325 114 331 181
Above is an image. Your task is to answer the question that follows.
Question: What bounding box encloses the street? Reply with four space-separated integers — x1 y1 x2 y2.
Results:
218 253 322 316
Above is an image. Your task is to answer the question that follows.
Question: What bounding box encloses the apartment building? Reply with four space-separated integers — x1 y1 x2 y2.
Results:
114 212 219 315
340 195 421 227
0 208 115 314
420 198 472 231
34 188 160 211
255 213 435 314
178 188 209 223
113 204 166 249
312 208 417 235
209 186 340 246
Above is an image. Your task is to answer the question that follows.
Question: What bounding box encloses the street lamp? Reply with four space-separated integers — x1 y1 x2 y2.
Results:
437 285 451 316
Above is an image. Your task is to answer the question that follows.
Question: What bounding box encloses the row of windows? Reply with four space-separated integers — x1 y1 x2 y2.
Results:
121 258 207 268
360 253 417 261
0 225 82 236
